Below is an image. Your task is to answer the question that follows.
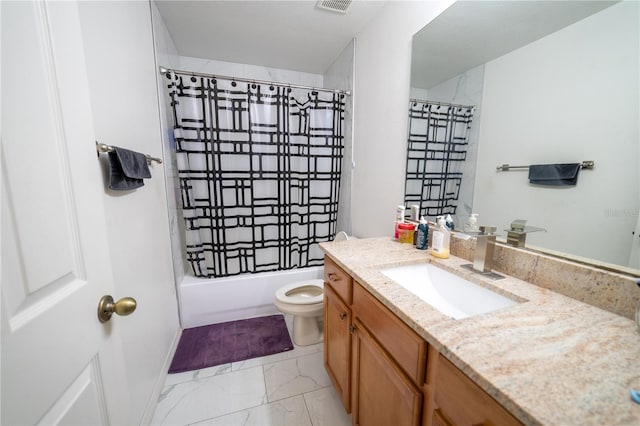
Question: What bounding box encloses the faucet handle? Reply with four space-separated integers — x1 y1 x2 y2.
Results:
479 225 497 234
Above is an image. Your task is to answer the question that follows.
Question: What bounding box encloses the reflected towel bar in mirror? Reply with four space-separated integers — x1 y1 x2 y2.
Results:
496 161 594 172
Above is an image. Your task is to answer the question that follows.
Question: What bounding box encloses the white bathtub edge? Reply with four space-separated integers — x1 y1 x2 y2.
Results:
179 267 324 329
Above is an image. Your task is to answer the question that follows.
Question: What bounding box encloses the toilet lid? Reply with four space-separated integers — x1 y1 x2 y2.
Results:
275 279 324 305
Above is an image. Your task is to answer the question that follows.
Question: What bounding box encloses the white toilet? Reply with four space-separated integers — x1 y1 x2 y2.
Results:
274 279 325 346
274 231 352 346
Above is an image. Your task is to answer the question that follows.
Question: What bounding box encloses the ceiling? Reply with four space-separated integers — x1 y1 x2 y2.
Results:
411 1 619 89
154 0 388 74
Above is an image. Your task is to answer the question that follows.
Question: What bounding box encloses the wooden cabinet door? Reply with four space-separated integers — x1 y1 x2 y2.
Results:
434 355 522 426
431 409 454 426
352 318 422 426
353 281 427 385
324 284 352 412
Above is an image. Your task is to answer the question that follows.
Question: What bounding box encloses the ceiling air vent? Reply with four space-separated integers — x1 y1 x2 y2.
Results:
316 0 352 14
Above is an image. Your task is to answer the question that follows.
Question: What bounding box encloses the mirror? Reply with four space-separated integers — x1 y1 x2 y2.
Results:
409 0 639 273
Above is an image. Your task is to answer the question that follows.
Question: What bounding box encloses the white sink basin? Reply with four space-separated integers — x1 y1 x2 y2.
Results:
380 264 519 319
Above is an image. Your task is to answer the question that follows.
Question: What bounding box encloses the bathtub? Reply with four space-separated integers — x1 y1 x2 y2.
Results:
179 266 325 328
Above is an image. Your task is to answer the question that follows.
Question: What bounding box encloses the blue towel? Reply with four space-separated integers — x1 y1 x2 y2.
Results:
528 163 580 186
108 146 151 191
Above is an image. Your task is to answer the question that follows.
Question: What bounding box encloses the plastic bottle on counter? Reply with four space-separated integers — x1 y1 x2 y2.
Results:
430 216 450 259
397 222 416 244
394 205 405 239
416 216 429 250
410 205 420 221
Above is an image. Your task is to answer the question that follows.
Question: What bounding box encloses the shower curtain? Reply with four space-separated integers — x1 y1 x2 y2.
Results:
166 72 345 278
404 100 474 219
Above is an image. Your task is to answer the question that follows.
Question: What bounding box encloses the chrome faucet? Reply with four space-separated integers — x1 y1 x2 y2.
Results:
460 225 505 280
505 219 546 248
473 225 497 273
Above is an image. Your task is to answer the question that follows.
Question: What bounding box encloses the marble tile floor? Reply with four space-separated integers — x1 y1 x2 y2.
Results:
152 315 351 426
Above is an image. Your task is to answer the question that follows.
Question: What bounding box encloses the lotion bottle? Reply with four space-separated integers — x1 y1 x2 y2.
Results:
430 216 450 259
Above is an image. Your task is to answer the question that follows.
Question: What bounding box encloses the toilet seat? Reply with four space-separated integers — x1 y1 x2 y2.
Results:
275 279 324 305
334 231 349 241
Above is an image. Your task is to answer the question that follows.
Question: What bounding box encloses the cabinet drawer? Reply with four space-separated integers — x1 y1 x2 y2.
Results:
324 256 352 305
435 355 522 426
353 281 427 385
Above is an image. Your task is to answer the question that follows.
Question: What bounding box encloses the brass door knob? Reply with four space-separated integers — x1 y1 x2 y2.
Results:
97 295 137 323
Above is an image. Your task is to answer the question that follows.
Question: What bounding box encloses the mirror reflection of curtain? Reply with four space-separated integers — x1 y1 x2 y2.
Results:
404 101 474 221
167 73 345 278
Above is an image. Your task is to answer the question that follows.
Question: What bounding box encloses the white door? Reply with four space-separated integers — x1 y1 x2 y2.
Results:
2 1 128 424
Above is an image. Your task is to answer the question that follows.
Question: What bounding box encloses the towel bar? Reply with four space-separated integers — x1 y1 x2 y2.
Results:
96 142 162 165
496 160 593 172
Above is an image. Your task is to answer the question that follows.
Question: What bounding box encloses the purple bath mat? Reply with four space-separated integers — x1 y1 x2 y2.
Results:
168 314 294 373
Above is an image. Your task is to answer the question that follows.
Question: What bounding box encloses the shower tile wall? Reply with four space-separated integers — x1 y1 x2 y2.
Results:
179 55 324 87
153 2 341 286
158 53 326 284
179 51 355 239
324 39 355 236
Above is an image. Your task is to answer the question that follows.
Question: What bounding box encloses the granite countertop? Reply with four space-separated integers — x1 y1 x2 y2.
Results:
319 237 640 426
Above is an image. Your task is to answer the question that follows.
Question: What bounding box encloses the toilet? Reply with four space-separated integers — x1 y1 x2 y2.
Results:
274 279 325 346
274 231 352 346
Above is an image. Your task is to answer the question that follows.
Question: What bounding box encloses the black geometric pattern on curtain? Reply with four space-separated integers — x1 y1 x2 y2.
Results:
166 73 345 278
404 101 474 219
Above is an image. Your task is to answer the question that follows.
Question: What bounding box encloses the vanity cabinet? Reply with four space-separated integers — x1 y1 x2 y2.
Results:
323 254 522 426
324 255 426 425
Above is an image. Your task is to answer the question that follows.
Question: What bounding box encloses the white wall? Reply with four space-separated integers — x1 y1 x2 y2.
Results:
473 2 639 266
78 1 181 423
151 1 187 289
351 0 455 237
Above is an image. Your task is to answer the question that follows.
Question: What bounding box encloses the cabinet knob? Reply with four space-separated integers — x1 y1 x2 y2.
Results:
339 312 346 320
327 272 341 282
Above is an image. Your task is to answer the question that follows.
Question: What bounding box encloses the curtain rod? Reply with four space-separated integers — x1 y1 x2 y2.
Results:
410 98 475 110
159 66 351 96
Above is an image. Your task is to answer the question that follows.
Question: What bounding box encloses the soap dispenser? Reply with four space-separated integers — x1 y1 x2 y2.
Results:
430 216 450 259
445 214 455 231
464 213 479 233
